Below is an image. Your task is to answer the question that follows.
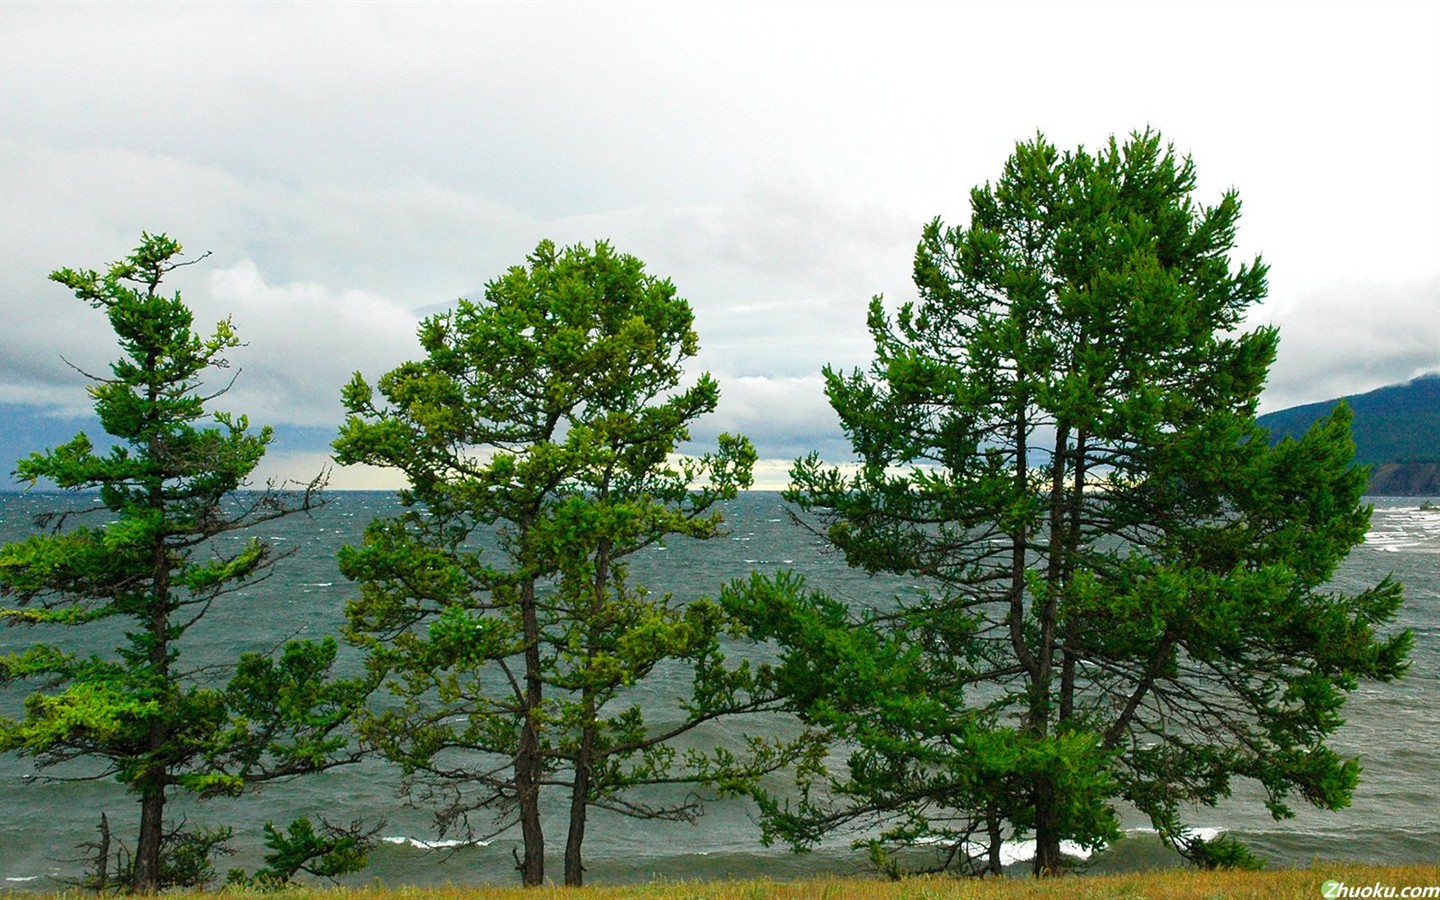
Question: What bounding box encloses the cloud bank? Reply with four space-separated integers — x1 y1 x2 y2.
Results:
1 2 1435 489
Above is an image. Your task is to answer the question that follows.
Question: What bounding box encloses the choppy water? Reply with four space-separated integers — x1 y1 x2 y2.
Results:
1 492 1435 888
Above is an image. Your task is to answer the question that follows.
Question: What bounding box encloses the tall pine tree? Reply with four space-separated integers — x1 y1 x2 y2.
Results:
754 132 1410 875
0 235 367 893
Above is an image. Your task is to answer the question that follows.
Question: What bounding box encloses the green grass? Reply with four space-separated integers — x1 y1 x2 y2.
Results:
33 863 1440 899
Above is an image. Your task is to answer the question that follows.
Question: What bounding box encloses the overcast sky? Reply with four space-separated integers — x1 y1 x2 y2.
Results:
2 1 1436 489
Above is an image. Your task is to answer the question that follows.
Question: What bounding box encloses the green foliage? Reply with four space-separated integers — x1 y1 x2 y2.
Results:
227 817 379 889
1183 833 1267 871
94 819 236 891
137 823 236 890
0 234 371 893
772 131 1410 876
335 239 812 886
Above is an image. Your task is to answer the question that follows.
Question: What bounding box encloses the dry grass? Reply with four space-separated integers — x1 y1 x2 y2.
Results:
35 863 1440 899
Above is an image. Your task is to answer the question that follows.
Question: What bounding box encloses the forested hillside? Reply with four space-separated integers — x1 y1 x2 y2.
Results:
1259 373 1440 494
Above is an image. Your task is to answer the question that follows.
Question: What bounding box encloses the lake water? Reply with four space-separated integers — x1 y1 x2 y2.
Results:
1 492 1436 888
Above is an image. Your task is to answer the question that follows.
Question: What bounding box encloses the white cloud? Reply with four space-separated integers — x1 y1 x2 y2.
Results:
256 450 405 493
1 1 1437 471
688 374 851 463
1259 275 1440 411
201 261 421 427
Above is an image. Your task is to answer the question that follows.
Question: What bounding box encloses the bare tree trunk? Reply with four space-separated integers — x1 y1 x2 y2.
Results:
563 719 594 886
132 787 165 893
1058 431 1087 724
1031 415 1084 878
134 474 171 894
1007 408 1037 677
1004 403 1064 878
564 534 609 887
1031 781 1063 876
985 803 1004 876
515 574 545 886
95 812 110 894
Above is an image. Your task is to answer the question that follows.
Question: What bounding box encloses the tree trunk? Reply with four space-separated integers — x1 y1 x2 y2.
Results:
1009 404 1065 877
1008 408 1038 677
985 803 1003 875
565 534 608 886
1031 779 1063 877
1042 422 1071 721
132 787 166 893
95 812 110 894
1058 430 1088 724
515 574 545 886
563 720 594 886
134 464 171 894
1033 420 1084 877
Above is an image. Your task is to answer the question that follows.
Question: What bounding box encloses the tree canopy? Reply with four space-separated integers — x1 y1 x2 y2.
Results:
750 131 1412 875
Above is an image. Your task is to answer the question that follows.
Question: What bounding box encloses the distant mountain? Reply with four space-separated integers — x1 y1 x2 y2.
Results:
1258 373 1440 495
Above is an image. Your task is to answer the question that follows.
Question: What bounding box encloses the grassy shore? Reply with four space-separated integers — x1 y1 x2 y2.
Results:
34 864 1440 899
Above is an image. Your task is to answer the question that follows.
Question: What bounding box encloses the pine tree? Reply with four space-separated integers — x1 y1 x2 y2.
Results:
0 234 368 892
760 132 1411 875
335 239 806 886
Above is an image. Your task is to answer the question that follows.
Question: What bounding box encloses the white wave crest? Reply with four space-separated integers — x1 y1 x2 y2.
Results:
1365 506 1440 553
915 825 1225 866
912 835 1096 864
382 835 491 850
1125 825 1225 843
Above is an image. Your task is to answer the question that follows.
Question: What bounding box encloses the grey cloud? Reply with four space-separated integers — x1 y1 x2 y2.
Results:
527 181 922 383
1259 275 1440 412
2 2 1437 478
200 261 421 427
686 374 851 464
0 143 507 426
